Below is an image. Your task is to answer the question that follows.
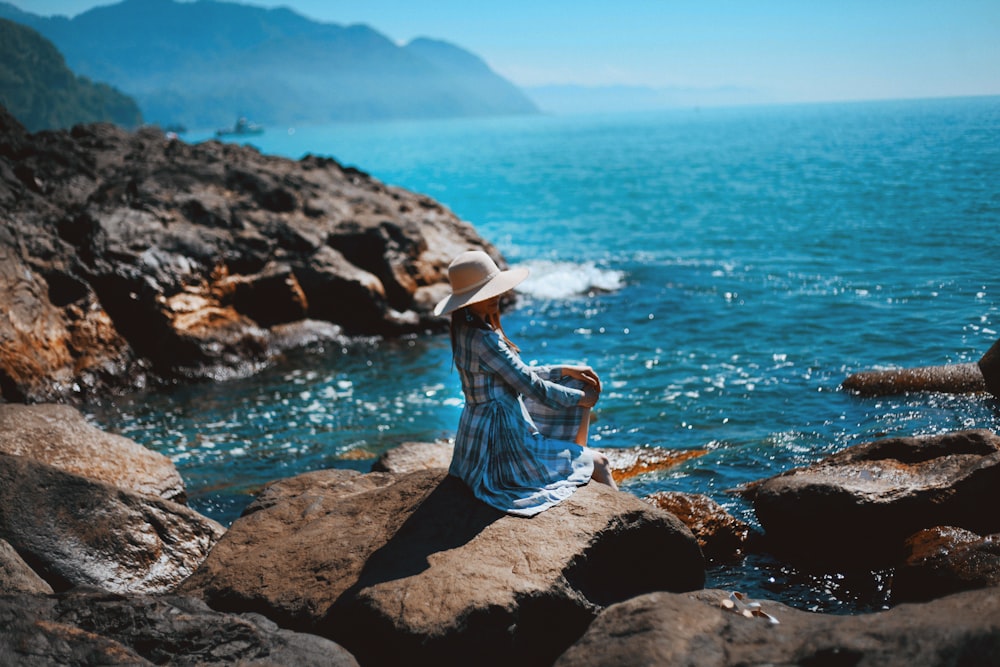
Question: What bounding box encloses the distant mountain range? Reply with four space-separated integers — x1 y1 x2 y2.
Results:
0 0 538 129
0 17 142 131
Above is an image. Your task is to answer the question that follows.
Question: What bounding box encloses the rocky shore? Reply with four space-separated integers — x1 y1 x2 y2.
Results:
0 106 498 403
2 114 999 664
2 403 999 665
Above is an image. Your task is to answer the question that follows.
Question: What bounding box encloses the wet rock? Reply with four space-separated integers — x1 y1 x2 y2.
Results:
742 430 1000 567
892 526 1000 603
0 588 358 666
554 587 1000 667
181 468 704 667
0 453 224 594
842 362 987 396
0 403 185 502
0 112 500 402
600 446 707 484
645 491 753 562
0 538 53 595
980 338 1000 400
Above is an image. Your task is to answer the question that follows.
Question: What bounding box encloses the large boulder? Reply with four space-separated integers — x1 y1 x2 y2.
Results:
182 468 704 667
554 587 1000 667
742 430 1000 566
0 403 185 502
0 112 501 402
0 588 358 666
0 453 224 594
892 526 1000 603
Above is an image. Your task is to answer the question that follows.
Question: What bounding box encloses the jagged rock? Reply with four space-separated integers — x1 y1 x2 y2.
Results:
0 109 501 401
644 491 753 562
742 430 1000 567
372 440 706 485
0 453 224 594
980 338 1000 399
892 526 1000 603
0 538 52 595
0 403 185 502
554 587 1000 667
0 588 358 666
181 468 704 667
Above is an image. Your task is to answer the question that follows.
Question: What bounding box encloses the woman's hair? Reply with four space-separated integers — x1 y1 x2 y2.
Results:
451 307 520 355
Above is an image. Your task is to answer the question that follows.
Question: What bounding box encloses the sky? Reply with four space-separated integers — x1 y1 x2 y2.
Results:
13 0 1000 105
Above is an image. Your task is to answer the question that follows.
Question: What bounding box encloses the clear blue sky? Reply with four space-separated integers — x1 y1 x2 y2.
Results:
14 0 1000 104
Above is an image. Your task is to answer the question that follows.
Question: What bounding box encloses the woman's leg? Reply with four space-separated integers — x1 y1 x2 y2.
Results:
573 407 591 446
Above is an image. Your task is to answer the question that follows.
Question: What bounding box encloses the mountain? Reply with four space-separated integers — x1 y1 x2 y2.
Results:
0 0 538 128
0 18 142 132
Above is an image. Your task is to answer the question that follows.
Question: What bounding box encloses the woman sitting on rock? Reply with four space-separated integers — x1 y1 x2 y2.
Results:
434 250 617 517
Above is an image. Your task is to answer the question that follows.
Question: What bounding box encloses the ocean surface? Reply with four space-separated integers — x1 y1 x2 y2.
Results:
86 96 1000 614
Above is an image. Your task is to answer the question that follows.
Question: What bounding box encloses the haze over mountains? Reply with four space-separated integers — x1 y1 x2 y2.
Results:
0 0 538 129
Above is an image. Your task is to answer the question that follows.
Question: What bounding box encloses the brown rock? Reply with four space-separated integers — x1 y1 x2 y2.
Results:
371 440 453 472
554 587 1000 667
980 337 1000 399
0 538 53 595
893 526 1000 603
842 362 987 396
0 403 185 502
0 589 359 666
645 491 752 562
743 430 1000 567
182 468 704 667
601 446 708 484
0 453 224 594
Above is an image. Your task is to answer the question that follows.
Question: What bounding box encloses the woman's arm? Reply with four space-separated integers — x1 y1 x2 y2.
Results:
477 330 585 409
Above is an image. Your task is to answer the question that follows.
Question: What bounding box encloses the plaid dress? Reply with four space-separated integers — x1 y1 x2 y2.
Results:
449 317 596 517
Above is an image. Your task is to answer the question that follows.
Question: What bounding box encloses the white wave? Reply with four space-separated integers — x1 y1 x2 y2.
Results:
516 260 625 300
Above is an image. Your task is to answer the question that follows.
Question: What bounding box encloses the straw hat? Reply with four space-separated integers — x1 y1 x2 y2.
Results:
433 250 529 316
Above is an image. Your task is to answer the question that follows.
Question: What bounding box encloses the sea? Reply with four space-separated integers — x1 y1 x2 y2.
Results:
85 95 1000 614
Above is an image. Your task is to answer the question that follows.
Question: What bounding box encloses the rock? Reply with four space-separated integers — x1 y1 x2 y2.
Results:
0 453 224 594
0 114 502 401
980 338 1000 399
0 403 186 502
742 430 1000 567
0 538 53 595
644 491 753 562
371 439 453 472
181 468 704 667
0 588 359 666
600 446 708 484
842 362 987 396
554 587 1000 667
892 526 1000 603
371 440 706 485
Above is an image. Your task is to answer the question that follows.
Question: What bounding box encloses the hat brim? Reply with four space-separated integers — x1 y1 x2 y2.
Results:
433 266 529 316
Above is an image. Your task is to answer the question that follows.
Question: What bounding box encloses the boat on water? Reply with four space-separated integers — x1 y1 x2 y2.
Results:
215 117 264 137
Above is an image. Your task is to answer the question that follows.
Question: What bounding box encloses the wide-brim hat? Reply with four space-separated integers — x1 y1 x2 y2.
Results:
433 250 529 316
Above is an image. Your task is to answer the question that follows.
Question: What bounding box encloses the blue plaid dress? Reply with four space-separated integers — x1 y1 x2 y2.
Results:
449 317 596 516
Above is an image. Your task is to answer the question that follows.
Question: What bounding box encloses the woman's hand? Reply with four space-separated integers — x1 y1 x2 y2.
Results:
562 365 601 407
562 365 601 391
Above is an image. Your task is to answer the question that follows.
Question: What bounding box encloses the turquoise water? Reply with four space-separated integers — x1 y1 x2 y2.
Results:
87 96 1000 613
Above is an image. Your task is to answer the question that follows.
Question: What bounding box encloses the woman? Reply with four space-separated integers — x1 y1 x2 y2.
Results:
434 250 617 517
